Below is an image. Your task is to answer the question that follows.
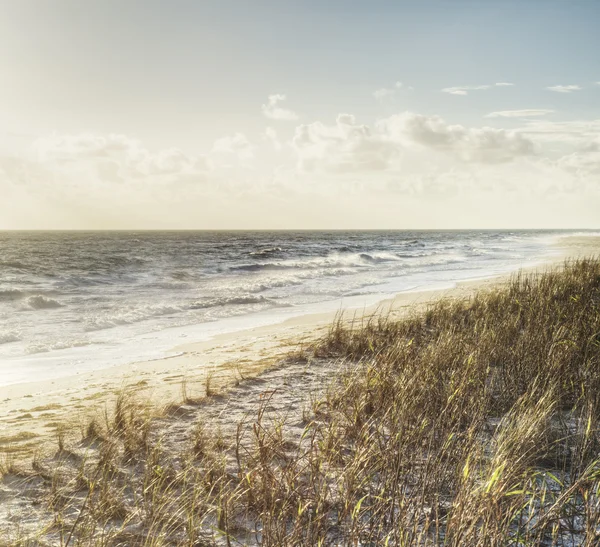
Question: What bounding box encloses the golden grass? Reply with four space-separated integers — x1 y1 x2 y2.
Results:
0 431 38 444
2 258 600 545
30 404 63 412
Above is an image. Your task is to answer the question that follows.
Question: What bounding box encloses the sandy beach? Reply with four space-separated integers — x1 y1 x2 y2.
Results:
1 235 600 543
1 234 598 457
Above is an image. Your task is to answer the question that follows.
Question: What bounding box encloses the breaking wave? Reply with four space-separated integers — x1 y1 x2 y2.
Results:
249 247 283 257
231 252 405 273
83 303 183 332
190 295 275 309
0 331 21 345
26 338 95 354
26 295 63 309
0 289 26 302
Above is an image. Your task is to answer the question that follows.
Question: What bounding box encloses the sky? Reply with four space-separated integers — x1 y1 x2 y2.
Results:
0 0 599 229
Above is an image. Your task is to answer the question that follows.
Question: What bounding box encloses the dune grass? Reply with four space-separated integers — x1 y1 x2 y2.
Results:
2 258 600 545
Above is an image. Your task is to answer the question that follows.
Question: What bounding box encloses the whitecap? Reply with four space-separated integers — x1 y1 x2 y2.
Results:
26 295 63 309
0 289 25 302
190 295 274 309
0 331 21 344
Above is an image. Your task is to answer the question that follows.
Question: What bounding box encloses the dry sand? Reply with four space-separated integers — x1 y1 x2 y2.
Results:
0 235 598 458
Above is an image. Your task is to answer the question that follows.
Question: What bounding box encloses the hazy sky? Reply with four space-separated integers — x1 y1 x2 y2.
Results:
1 0 599 229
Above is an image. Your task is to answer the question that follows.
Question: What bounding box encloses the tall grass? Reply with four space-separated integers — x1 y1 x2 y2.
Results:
2 258 600 545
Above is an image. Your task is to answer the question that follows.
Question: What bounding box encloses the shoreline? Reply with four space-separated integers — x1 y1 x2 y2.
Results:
0 242 562 389
0 235 598 454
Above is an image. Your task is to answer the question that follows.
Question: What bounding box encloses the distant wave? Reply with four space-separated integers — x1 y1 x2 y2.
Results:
148 280 190 290
0 260 31 271
0 289 26 302
106 255 149 266
411 253 468 268
190 295 275 309
170 270 192 280
231 252 404 273
249 247 283 257
231 263 277 272
26 295 63 310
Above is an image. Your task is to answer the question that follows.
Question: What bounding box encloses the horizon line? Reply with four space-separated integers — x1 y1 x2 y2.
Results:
0 228 598 233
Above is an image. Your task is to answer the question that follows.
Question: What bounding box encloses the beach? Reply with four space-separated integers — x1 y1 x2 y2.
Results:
1 235 599 544
1 233 598 457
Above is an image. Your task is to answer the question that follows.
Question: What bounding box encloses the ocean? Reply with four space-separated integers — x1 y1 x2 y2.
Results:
0 230 583 386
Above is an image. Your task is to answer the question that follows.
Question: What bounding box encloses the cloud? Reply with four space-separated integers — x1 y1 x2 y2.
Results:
212 132 254 161
263 127 282 151
379 112 536 163
442 83 514 95
557 146 600 177
517 119 600 144
442 85 490 96
35 133 139 162
261 94 299 121
0 132 230 229
33 133 212 177
373 81 408 101
291 111 536 172
373 88 396 101
3 120 598 230
292 113 399 172
485 109 554 118
546 84 582 93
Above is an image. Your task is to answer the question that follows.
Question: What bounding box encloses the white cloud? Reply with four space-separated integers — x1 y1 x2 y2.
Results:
442 85 489 96
546 84 582 93
33 133 212 177
0 132 230 229
3 113 598 230
442 83 514 95
291 111 537 173
261 94 299 121
292 113 399 172
0 131 288 228
557 146 600 177
373 88 395 101
517 119 600 145
212 132 254 161
35 133 139 162
379 112 536 163
373 81 406 101
485 109 554 118
263 127 282 151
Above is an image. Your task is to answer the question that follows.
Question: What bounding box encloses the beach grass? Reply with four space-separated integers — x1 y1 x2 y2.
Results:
2 258 600 545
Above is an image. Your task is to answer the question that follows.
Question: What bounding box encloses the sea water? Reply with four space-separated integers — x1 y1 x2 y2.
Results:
0 230 584 386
